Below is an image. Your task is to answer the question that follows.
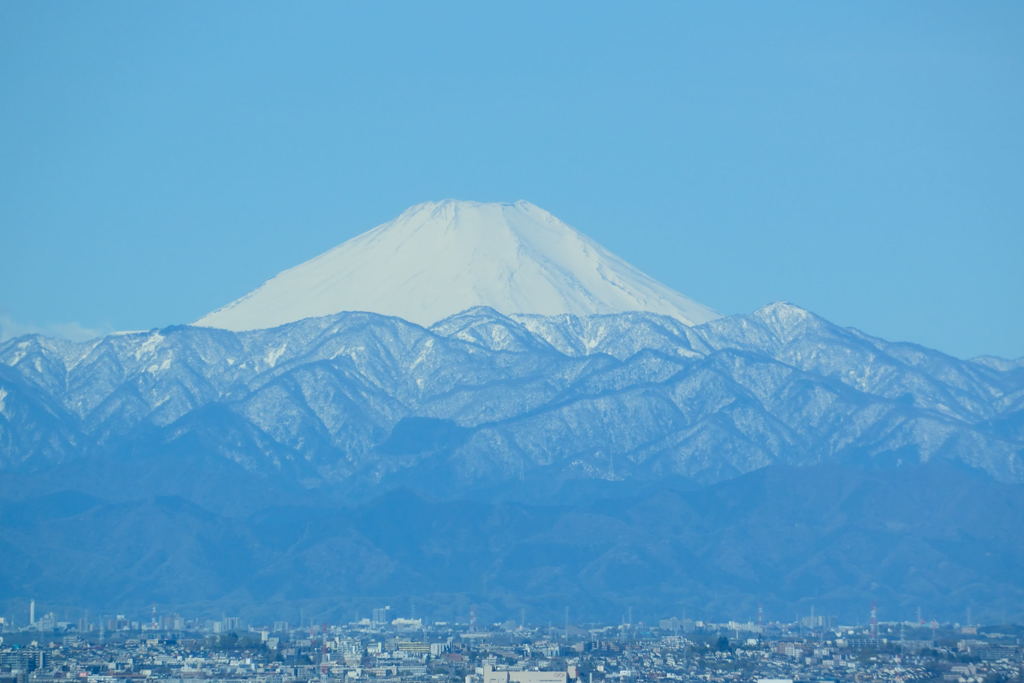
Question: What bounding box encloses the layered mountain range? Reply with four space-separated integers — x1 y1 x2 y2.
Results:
1 200 1022 623
2 304 1022 496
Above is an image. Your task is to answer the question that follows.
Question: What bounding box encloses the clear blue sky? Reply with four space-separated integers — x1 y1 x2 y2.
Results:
1 1 1021 358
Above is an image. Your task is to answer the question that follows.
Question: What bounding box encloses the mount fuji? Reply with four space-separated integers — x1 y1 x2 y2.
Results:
195 199 719 330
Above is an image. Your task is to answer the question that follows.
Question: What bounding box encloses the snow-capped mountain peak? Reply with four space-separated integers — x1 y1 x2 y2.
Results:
194 199 719 330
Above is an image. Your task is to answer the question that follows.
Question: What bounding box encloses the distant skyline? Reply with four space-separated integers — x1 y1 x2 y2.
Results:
2 1 1022 358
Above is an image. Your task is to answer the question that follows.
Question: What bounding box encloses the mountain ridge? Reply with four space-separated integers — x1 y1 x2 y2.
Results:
3 303 1023 622
2 458 1022 624
3 303 1021 491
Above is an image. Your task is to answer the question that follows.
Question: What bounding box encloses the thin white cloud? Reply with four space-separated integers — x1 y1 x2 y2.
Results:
0 313 110 342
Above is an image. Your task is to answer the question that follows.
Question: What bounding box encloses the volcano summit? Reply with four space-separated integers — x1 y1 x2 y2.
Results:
195 199 720 330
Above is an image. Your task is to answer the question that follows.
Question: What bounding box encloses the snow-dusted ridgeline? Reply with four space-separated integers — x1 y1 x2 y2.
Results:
2 304 1022 490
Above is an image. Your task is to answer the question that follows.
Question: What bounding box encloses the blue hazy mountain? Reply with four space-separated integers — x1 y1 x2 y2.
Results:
0 305 1022 623
0 200 1021 623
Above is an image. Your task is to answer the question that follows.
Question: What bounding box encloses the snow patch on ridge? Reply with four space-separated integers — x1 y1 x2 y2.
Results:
265 344 288 368
134 332 164 360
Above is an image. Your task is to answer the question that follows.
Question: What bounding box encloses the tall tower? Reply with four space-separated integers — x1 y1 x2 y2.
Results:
870 603 878 639
29 599 35 626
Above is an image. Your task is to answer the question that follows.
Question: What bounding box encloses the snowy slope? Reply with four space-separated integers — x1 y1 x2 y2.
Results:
195 200 719 330
6 304 1022 486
